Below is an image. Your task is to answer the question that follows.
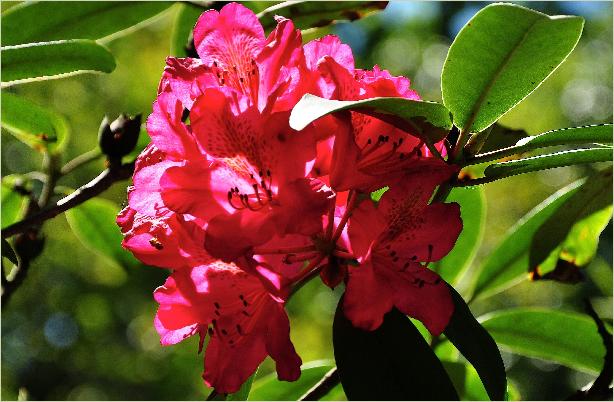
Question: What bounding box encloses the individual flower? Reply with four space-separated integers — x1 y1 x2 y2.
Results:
343 166 462 334
147 3 336 262
155 262 301 394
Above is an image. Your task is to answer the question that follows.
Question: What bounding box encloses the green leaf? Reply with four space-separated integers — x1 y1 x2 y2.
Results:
431 187 486 287
319 383 346 401
469 124 613 165
530 168 612 277
227 372 257 401
170 2 203 57
1 181 26 228
483 148 612 181
65 197 138 269
2 238 18 265
257 1 386 31
469 178 585 300
1 2 173 46
333 300 459 400
480 308 606 373
248 360 334 401
1 92 70 154
1 39 116 86
442 3 584 134
444 286 506 401
290 94 453 143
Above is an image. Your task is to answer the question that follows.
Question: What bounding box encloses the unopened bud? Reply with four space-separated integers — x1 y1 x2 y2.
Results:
98 113 142 160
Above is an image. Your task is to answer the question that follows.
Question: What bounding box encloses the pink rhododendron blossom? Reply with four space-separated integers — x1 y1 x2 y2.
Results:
119 1 464 395
344 167 462 335
155 263 301 394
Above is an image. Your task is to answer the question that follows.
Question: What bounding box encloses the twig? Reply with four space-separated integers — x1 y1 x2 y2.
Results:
60 148 102 175
2 162 135 239
299 367 340 401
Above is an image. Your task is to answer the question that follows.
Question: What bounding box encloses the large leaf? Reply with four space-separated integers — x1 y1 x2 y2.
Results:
290 94 453 143
170 2 203 57
65 197 138 269
1 40 116 86
333 301 459 400
1 92 70 154
444 286 506 401
248 361 334 401
530 167 612 277
469 178 585 300
257 1 386 31
468 124 613 165
1 2 173 46
431 187 486 287
480 308 606 373
227 372 257 401
483 148 612 180
442 3 584 134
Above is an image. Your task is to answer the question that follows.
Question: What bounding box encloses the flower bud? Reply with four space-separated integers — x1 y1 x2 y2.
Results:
98 114 142 160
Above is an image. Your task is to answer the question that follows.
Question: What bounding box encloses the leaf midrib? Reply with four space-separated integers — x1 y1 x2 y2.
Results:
460 15 545 135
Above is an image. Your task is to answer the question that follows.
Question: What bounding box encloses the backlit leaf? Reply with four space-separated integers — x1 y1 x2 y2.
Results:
480 308 606 374
442 3 583 133
1 40 116 86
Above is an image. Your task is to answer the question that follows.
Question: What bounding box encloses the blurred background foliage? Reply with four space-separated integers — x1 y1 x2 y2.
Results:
1 1 612 400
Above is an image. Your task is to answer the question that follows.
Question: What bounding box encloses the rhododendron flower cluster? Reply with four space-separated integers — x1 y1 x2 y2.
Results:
117 2 462 394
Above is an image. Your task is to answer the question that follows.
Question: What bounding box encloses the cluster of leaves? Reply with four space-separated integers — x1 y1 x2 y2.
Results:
1 1 612 401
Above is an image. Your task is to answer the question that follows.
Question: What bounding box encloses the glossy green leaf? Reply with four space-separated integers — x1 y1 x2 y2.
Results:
248 361 334 401
468 124 613 165
227 372 257 401
2 238 18 265
531 168 613 277
444 286 506 401
290 94 453 143
170 2 202 57
483 148 612 181
257 1 386 31
442 3 584 134
1 182 26 228
480 308 606 373
432 187 486 286
1 2 173 46
1 92 70 154
469 178 585 300
65 197 138 269
333 301 458 400
1 40 116 86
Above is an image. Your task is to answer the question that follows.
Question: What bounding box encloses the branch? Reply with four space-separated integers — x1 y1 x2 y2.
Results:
2 162 135 239
299 367 340 401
